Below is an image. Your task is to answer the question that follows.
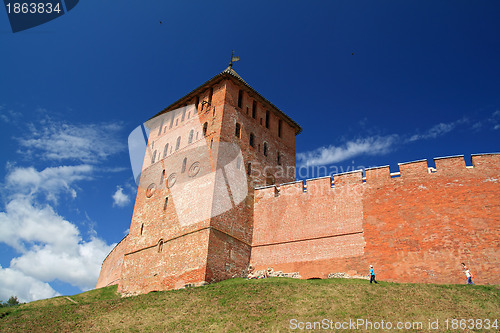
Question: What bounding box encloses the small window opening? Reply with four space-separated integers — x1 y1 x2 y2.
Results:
151 150 157 164
188 129 194 144
247 162 252 176
263 142 268 156
163 143 169 158
238 90 243 108
157 120 164 135
249 133 255 147
140 223 144 235
169 114 174 128
182 157 187 173
203 122 208 136
252 101 257 119
195 96 199 111
175 136 181 151
277 152 282 165
265 111 270 129
208 87 213 105
164 197 169 210
158 239 164 253
278 120 282 138
235 123 241 138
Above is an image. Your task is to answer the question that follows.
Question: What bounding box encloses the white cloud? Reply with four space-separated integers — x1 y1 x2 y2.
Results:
297 135 398 167
0 196 115 294
0 115 123 302
0 107 21 123
0 265 60 303
112 186 130 207
11 236 114 291
0 197 80 252
18 119 125 164
296 117 473 168
408 118 468 142
6 165 93 202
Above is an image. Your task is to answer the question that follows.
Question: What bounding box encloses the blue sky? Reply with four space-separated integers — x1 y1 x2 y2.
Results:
1 1 499 302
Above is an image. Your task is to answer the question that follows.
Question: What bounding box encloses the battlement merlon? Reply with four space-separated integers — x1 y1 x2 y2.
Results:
254 153 500 196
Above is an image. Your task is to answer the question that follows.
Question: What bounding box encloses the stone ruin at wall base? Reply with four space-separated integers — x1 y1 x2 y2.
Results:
96 67 500 295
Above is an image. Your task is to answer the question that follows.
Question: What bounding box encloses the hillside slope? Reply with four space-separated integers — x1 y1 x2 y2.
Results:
0 278 498 332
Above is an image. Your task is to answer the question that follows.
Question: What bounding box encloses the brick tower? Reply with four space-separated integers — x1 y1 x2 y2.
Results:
117 65 302 295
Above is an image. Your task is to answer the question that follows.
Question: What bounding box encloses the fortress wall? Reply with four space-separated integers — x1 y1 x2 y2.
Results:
96 236 128 289
252 154 500 284
118 228 211 296
251 172 366 278
363 154 500 284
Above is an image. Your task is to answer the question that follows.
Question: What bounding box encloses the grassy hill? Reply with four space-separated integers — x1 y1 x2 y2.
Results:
0 278 498 332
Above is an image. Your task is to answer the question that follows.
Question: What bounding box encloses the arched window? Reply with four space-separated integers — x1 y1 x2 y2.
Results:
160 169 165 185
151 150 157 164
158 239 164 253
176 136 181 151
235 123 241 138
163 143 169 158
182 157 187 173
263 142 268 156
203 122 208 136
249 133 255 148
188 129 194 144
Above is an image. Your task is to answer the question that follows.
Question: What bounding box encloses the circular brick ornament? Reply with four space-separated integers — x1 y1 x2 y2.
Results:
146 183 156 198
167 173 177 188
188 162 201 177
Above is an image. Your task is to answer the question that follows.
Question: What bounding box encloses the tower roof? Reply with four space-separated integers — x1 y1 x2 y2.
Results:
152 66 302 135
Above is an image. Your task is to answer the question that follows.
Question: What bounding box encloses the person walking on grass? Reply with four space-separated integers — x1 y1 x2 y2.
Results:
369 265 378 284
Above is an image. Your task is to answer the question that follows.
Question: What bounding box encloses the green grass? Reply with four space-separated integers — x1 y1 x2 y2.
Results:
0 278 498 332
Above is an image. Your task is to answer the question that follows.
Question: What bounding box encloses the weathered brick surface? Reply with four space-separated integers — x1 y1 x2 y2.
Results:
95 236 128 288
119 229 210 295
252 154 500 285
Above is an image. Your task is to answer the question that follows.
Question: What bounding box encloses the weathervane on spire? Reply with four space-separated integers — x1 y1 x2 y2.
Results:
229 50 240 68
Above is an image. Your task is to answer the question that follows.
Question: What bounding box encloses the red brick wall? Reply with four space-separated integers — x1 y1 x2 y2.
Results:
119 229 210 296
96 236 128 289
252 154 500 284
